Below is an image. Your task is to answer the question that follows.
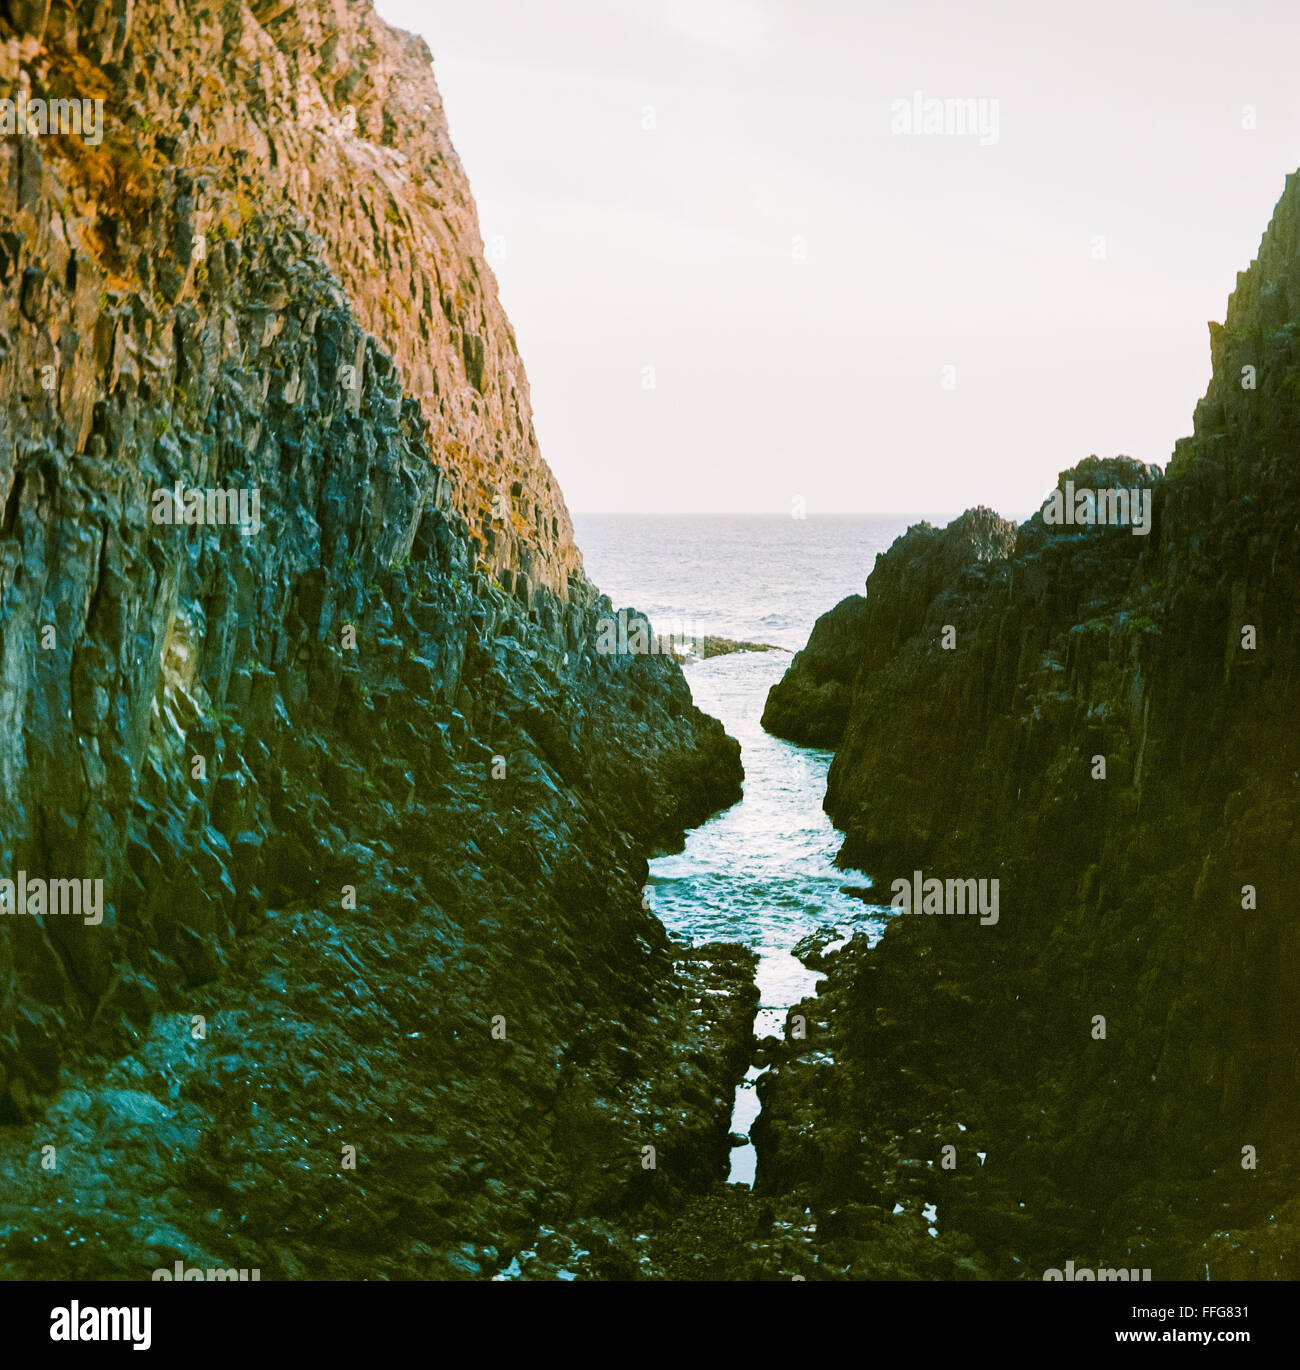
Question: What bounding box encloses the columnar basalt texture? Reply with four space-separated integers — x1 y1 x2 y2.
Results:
759 178 1300 1279
4 0 579 598
0 0 745 1276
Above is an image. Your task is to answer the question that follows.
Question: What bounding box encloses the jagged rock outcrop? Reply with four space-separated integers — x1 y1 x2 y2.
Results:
760 594 868 747
756 177 1300 1278
0 0 746 1277
763 508 1018 749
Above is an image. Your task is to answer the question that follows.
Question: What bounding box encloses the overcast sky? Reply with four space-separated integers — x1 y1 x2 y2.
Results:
376 0 1300 516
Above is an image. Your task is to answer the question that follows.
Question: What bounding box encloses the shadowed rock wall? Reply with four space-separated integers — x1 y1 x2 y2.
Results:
758 176 1300 1279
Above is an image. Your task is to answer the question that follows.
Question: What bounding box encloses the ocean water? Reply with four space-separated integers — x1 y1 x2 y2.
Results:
574 513 948 653
574 514 945 1182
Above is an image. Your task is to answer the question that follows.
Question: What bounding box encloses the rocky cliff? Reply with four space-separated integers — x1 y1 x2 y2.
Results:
760 592 868 747
4 0 578 598
0 0 746 1278
758 176 1300 1278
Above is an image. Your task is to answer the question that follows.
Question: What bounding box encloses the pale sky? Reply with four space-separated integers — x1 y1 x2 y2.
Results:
376 0 1300 516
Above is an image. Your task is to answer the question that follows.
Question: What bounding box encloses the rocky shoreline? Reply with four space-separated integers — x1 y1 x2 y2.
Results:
0 0 761 1279
4 0 1298 1286
757 175 1300 1279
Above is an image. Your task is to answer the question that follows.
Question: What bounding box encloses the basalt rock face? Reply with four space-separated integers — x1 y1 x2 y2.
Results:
757 177 1300 1278
824 489 1133 868
2 0 577 598
763 508 1019 750
760 594 868 747
0 1 744 1277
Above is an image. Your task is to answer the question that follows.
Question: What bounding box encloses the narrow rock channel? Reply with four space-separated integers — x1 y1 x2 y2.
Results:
647 651 888 1192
